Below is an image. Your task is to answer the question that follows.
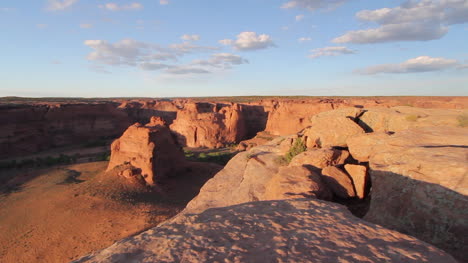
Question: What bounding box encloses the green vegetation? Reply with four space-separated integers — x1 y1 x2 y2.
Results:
184 150 237 166
0 152 110 170
405 114 420 122
284 138 307 164
457 113 468 127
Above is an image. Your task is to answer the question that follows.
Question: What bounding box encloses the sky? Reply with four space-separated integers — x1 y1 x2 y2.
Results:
0 0 467 97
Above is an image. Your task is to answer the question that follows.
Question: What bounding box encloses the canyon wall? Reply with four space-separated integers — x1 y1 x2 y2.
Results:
1 97 466 159
0 103 131 159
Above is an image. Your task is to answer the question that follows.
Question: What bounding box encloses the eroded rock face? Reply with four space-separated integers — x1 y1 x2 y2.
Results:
302 108 365 148
358 106 467 133
289 148 349 169
263 166 332 201
75 199 456 263
169 102 247 148
347 127 468 261
344 164 368 199
321 166 356 199
0 103 131 159
107 123 186 185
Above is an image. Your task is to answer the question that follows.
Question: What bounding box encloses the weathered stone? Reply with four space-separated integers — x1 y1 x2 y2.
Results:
289 148 349 169
348 127 468 261
303 109 365 148
107 123 186 185
263 166 332 201
321 166 356 199
344 164 367 199
75 199 457 263
358 106 467 133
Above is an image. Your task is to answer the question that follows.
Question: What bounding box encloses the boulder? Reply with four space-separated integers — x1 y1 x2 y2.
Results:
107 123 186 185
263 166 332 201
289 148 349 169
321 166 356 199
348 127 468 261
344 164 367 199
303 109 365 148
75 199 457 263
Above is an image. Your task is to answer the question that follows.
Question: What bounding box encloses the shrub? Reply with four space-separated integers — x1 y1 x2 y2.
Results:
405 114 419 122
284 138 306 163
457 114 468 127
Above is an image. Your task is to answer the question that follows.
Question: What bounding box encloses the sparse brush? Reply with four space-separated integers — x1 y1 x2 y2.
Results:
457 113 468 127
405 114 420 122
284 138 306 164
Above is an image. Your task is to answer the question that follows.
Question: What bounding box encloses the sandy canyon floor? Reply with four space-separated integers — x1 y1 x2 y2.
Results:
0 161 221 262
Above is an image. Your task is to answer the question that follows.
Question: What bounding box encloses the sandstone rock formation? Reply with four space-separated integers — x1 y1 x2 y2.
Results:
347 127 468 260
75 199 456 263
107 123 186 185
0 103 131 159
263 166 332 201
358 106 467 133
321 166 356 199
344 164 368 199
288 148 349 169
169 102 247 148
302 108 365 148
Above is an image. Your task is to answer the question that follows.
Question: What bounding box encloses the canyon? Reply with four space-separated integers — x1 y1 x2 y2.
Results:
0 96 467 263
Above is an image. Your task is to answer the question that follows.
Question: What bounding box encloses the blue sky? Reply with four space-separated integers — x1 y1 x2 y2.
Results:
0 0 467 97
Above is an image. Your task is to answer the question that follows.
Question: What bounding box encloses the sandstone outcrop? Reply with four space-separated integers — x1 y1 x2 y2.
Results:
321 166 356 199
344 164 368 199
358 106 467 133
75 199 456 263
263 166 332 201
288 148 349 169
107 123 186 185
169 102 247 148
302 108 365 148
347 127 468 260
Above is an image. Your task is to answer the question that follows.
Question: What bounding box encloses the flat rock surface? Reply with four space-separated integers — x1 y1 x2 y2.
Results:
347 126 468 261
75 199 456 263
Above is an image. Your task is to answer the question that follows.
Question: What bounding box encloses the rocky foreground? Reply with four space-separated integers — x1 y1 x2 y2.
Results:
76 199 455 263
74 102 467 263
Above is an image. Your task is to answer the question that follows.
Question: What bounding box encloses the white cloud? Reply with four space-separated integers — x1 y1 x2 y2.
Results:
334 0 468 44
355 56 460 74
309 46 355 59
298 37 312 42
46 0 78 11
160 0 169 5
282 0 348 11
100 2 143 11
193 53 249 69
333 23 448 44
140 62 171 71
220 32 275 51
80 23 93 29
84 39 247 75
165 67 211 75
181 34 200 41
295 14 305 21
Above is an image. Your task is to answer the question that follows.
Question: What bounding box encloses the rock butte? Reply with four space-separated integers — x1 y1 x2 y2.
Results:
107 123 186 185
